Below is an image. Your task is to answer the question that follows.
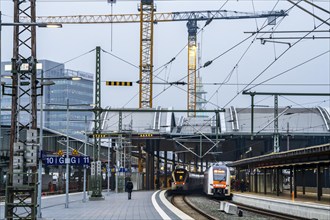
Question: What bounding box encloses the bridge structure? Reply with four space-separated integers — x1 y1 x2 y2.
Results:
93 105 330 190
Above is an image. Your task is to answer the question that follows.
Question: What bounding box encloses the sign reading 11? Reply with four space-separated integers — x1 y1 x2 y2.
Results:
45 156 90 166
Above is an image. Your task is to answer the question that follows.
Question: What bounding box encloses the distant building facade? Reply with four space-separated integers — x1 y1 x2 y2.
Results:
0 60 93 139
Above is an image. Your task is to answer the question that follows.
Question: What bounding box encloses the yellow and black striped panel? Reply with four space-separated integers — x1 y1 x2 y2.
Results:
106 81 132 86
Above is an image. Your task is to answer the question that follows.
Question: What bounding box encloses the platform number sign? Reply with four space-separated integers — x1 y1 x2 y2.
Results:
44 156 90 166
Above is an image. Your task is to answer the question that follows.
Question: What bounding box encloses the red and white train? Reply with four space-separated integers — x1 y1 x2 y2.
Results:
203 163 232 198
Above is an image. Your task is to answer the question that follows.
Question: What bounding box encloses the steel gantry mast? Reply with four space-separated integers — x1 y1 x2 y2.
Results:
27 9 287 115
5 0 39 219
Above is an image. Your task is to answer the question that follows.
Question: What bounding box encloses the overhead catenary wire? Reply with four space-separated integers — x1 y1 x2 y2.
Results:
1 0 328 3
222 17 330 108
287 0 330 26
246 50 330 91
203 0 284 108
102 49 139 69
43 48 96 75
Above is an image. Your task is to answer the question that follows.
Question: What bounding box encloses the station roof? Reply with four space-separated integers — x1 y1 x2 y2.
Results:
99 106 330 137
227 143 330 169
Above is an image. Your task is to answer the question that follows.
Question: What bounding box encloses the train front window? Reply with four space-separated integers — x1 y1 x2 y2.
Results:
213 169 226 181
174 170 186 182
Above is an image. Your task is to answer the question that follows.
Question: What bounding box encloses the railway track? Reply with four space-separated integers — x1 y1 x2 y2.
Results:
171 195 218 220
173 193 301 220
231 201 309 220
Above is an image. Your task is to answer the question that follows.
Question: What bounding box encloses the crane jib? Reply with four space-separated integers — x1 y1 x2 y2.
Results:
22 10 287 24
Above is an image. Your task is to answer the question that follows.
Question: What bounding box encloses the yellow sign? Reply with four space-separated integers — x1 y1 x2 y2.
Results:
93 134 109 138
57 150 64 156
72 149 79 156
139 133 153 138
106 81 132 86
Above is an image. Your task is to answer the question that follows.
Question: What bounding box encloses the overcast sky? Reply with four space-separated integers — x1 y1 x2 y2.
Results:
1 0 329 111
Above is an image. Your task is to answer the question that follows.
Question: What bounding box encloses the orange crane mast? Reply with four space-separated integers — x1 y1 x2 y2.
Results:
26 4 287 115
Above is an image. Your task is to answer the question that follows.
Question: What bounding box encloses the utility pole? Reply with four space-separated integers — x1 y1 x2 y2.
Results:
5 1 38 219
83 116 87 202
90 46 104 200
274 95 279 152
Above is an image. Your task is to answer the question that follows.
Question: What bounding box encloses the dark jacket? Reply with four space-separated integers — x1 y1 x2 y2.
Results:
126 181 133 192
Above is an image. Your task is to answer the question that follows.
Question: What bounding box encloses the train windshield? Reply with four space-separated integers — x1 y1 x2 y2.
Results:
213 169 226 181
174 170 186 182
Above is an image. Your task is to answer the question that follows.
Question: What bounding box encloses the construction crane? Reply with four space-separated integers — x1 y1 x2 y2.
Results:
26 4 287 115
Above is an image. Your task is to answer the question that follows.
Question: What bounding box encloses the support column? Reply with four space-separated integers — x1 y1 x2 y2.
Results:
156 144 160 189
264 169 267 194
254 170 258 193
290 167 293 194
145 140 150 190
248 169 251 192
317 164 322 201
138 146 143 173
302 169 306 195
195 145 198 172
183 153 186 167
150 142 155 190
164 151 167 188
172 152 176 172
276 168 280 196
293 166 297 198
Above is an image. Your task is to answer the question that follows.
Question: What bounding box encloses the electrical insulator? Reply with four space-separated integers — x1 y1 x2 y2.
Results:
13 155 24 186
96 161 102 175
14 142 24 153
26 129 38 143
91 162 95 176
25 144 37 167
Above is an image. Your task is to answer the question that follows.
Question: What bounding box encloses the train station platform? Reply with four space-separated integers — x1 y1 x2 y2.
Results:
1 189 329 219
232 191 330 220
0 190 192 220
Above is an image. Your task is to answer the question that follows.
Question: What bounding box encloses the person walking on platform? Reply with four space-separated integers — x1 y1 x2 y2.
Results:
240 179 246 192
126 178 134 200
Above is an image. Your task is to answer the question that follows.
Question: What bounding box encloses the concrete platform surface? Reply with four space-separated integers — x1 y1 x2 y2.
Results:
0 190 190 220
1 191 163 220
232 192 330 220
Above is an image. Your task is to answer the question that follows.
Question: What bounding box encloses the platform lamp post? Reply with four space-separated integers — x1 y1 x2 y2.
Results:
107 138 111 196
65 98 70 208
37 66 56 219
36 75 82 212
83 116 88 202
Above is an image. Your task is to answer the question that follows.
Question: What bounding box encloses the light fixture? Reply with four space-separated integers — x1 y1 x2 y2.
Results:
37 23 62 28
41 80 55 86
1 75 12 79
71 76 82 81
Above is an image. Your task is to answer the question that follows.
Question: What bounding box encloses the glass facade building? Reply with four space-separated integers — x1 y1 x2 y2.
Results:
0 60 94 140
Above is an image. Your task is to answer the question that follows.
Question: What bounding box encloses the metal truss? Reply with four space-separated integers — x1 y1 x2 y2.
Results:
139 0 155 108
5 0 38 219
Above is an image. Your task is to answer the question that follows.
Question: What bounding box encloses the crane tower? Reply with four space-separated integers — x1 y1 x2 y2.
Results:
23 3 287 115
